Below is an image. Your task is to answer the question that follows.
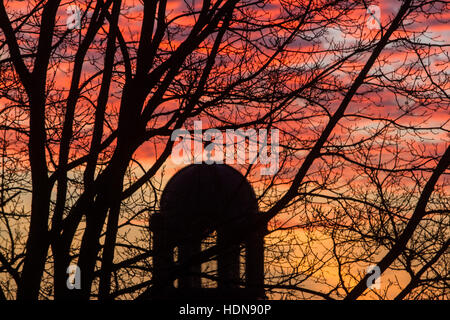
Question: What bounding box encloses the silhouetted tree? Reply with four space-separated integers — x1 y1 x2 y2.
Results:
0 0 448 300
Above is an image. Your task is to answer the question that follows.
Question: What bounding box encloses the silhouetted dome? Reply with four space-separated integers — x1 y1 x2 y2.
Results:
149 163 265 300
157 164 258 240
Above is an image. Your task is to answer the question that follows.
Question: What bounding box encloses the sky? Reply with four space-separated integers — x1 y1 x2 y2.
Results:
0 0 448 299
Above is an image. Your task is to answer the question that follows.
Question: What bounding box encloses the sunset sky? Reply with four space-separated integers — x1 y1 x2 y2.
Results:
0 0 448 300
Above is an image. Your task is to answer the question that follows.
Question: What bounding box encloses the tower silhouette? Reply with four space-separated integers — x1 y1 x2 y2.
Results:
150 164 265 299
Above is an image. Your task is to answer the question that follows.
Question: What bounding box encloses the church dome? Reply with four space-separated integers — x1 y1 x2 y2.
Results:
157 164 258 239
